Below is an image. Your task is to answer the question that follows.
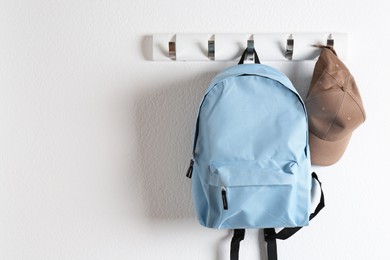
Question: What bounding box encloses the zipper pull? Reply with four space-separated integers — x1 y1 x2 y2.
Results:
186 159 194 178
221 186 228 210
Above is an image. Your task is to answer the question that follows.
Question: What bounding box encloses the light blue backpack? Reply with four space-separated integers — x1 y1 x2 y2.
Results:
186 49 324 260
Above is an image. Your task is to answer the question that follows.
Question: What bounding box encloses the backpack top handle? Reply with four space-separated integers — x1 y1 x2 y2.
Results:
238 47 261 64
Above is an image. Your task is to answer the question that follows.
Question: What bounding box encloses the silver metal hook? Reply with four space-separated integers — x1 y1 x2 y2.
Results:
247 39 254 60
285 36 294 60
208 39 215 60
327 34 334 47
168 41 176 60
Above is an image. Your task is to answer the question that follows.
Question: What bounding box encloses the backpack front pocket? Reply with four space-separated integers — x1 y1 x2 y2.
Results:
209 160 296 187
207 161 303 229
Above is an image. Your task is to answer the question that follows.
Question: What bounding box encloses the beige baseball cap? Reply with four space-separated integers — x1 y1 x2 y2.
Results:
305 46 366 166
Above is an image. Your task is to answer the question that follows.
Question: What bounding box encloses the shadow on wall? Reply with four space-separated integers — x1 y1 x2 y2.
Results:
267 61 315 99
134 70 218 220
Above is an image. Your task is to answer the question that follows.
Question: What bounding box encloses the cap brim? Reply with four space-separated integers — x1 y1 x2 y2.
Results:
309 132 352 166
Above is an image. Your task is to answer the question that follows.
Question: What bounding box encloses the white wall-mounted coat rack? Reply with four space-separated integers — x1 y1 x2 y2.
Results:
152 33 348 61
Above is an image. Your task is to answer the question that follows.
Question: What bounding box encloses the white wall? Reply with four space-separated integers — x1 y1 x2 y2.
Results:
1 0 389 259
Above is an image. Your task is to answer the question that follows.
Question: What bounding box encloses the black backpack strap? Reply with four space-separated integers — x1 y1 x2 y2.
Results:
264 172 325 259
264 228 278 260
230 229 245 260
309 172 325 220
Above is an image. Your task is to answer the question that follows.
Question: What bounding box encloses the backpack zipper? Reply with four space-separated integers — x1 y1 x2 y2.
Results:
221 186 228 210
186 159 194 178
